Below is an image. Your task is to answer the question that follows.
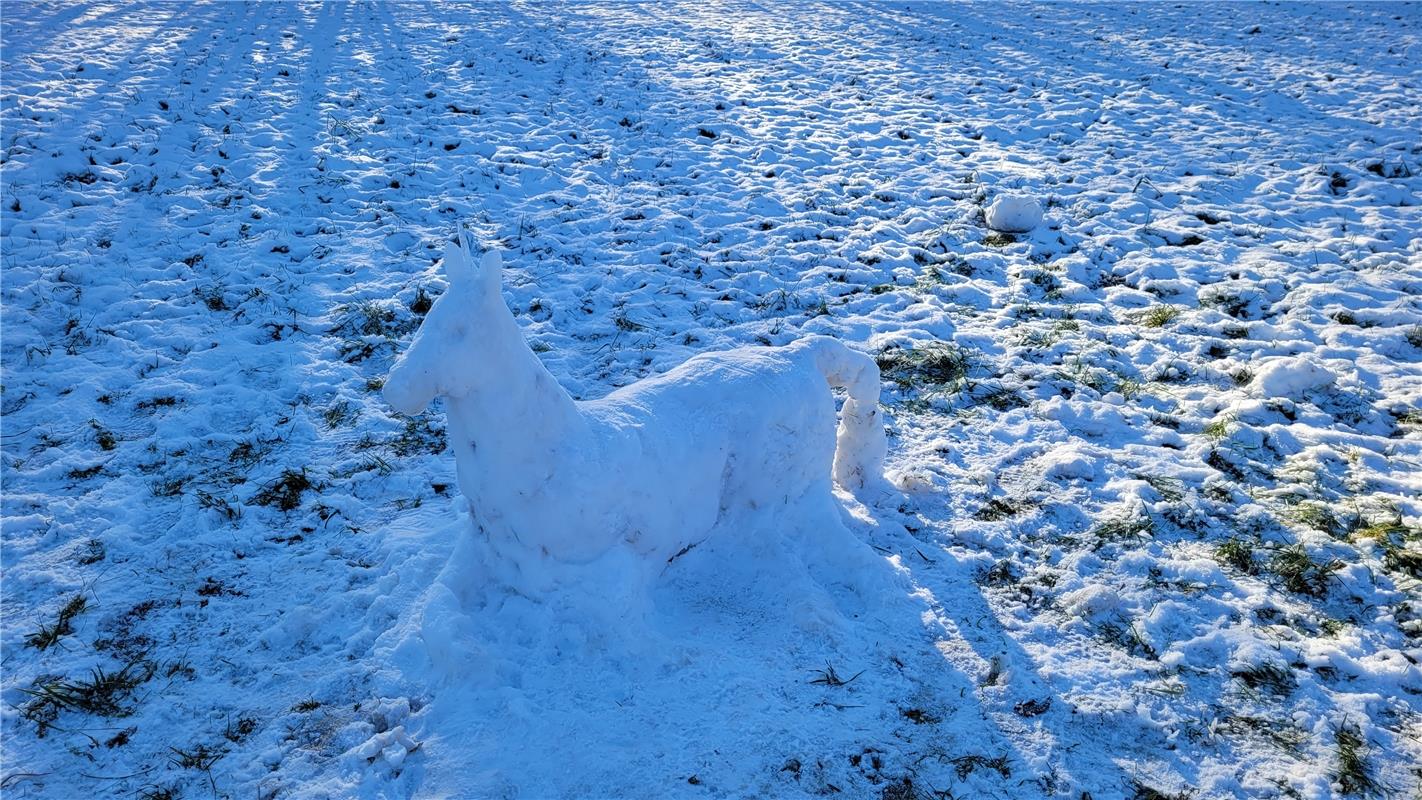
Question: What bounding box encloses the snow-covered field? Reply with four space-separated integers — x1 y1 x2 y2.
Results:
3 2 1421 798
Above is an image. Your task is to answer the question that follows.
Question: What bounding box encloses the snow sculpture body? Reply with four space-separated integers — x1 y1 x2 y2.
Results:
384 233 888 569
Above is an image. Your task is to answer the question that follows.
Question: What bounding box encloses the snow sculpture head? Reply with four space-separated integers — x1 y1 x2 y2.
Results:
384 233 502 416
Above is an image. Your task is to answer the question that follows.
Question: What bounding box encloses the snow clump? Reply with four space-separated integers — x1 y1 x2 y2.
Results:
984 194 1043 232
1249 356 1337 399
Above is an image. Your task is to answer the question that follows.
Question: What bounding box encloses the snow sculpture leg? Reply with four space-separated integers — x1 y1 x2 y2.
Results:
804 337 890 496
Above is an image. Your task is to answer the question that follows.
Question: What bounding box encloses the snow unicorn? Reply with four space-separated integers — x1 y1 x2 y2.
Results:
384 232 889 568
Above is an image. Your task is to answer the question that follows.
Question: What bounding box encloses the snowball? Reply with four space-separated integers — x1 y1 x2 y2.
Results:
1249 356 1337 399
985 194 1043 232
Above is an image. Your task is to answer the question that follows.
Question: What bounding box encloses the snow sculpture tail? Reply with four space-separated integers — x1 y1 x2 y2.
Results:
805 337 890 496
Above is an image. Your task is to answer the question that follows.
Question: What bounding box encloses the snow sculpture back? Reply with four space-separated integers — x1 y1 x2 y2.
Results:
385 232 889 569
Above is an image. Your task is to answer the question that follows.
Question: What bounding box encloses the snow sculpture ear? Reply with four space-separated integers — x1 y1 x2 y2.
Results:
441 235 475 286
479 248 502 294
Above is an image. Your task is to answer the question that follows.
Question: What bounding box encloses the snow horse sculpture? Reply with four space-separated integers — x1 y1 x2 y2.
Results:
384 231 889 567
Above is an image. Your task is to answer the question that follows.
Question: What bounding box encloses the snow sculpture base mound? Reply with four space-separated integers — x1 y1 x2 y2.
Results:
365 487 922 799
396 487 901 684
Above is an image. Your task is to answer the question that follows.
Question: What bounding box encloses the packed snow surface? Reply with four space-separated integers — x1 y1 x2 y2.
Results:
3 3 1421 800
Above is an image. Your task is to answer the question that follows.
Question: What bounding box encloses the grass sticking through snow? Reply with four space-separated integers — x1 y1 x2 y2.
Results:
22 659 156 736
974 498 1028 521
877 343 970 390
1092 514 1155 544
1334 724 1382 797
330 301 415 363
250 468 314 512
1351 517 1422 579
1132 782 1192 800
1405 325 1422 349
1215 539 1258 575
808 663 864 687
1137 305 1182 328
1202 415 1232 440
1221 715 1308 754
25 594 88 650
950 753 1011 781
1232 661 1297 696
1290 503 1343 536
1269 544 1342 597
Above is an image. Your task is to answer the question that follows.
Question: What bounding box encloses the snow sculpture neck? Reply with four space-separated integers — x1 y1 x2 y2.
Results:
450 295 583 442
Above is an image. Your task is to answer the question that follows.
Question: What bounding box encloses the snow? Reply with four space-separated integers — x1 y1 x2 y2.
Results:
3 3 1422 800
984 194 1044 233
1250 356 1338 399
